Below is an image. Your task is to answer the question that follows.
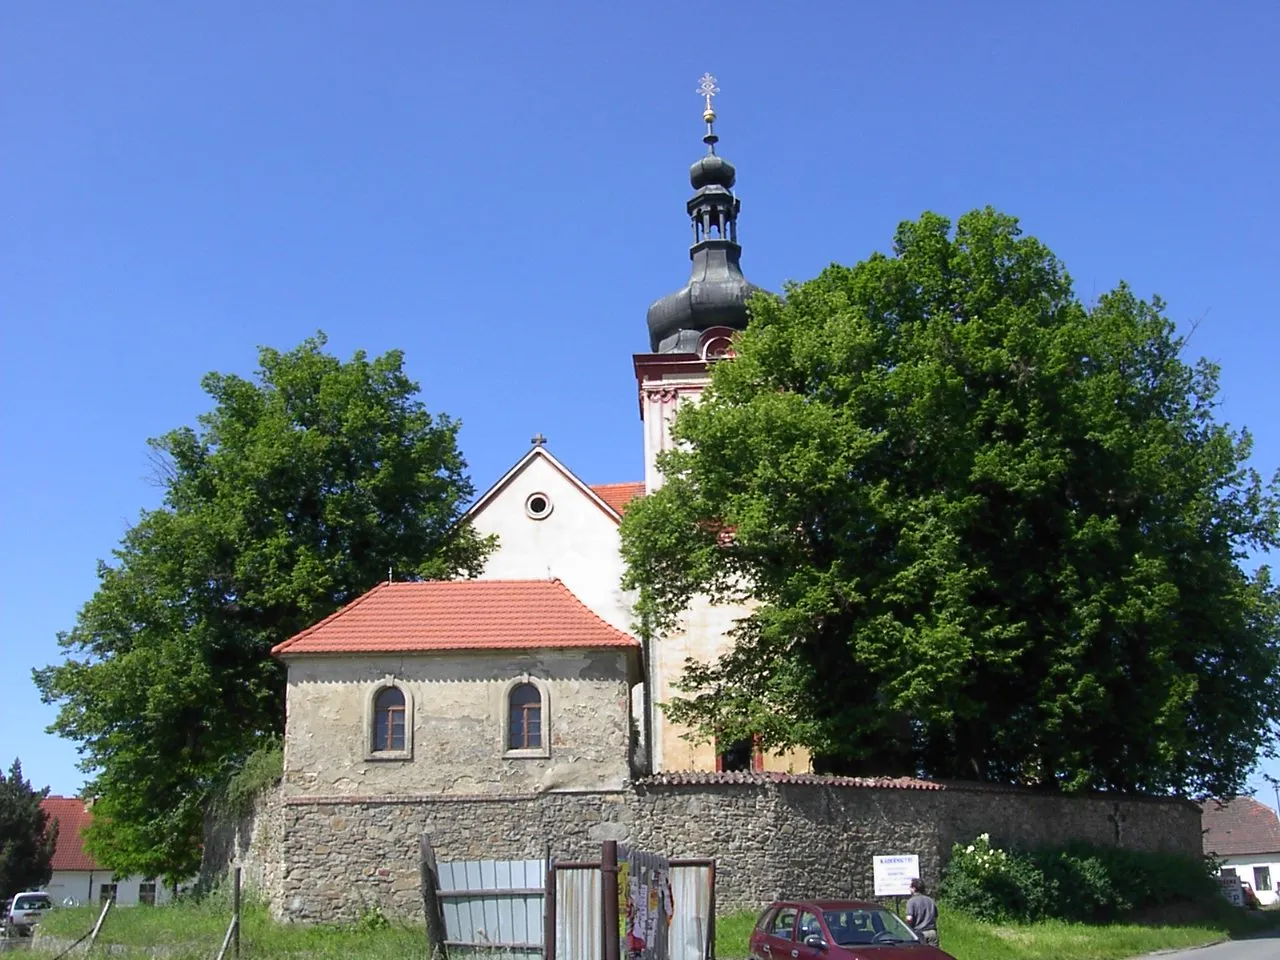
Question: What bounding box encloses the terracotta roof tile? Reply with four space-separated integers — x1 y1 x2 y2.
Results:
1203 796 1280 857
637 771 944 790
41 796 102 872
591 482 645 516
272 579 639 656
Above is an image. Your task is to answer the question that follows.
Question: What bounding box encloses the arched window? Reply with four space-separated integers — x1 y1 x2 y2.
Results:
508 683 543 750
373 685 406 753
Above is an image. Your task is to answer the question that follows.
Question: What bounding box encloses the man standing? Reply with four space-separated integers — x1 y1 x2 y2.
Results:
905 878 939 945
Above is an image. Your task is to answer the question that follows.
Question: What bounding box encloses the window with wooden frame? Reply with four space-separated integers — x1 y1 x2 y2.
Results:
716 733 764 773
139 880 157 906
507 683 543 751
373 685 406 753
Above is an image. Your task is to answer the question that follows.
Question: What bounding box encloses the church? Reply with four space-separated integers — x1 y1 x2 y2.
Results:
271 75 807 796
238 79 1201 924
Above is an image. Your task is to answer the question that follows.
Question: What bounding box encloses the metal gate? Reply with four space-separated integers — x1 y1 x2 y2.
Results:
546 842 716 960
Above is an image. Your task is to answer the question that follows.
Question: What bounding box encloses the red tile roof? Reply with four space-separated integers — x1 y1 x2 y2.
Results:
591 482 645 516
40 796 102 872
272 579 639 656
1203 797 1280 857
638 772 944 790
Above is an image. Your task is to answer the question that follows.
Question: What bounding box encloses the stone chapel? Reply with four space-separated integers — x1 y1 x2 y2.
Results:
271 79 809 800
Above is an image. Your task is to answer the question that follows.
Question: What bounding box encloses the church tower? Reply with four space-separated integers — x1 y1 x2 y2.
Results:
635 74 769 493
635 76 803 775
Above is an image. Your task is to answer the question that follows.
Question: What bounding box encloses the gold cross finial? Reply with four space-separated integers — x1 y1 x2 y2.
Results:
697 72 719 123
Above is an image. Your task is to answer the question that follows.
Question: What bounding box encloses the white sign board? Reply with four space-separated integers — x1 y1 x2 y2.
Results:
1218 873 1244 908
873 855 920 897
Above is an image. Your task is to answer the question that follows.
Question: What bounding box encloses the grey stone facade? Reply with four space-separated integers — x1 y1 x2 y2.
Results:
205 775 1203 923
282 650 637 799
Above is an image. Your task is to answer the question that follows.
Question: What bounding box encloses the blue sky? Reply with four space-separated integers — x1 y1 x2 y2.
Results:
2 1 1277 807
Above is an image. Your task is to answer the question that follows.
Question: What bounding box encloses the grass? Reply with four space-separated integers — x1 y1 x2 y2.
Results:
33 893 1278 960
35 897 437 960
714 902 1279 959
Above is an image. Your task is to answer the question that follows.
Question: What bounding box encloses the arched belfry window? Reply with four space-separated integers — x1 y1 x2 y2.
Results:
508 683 543 751
373 685 406 753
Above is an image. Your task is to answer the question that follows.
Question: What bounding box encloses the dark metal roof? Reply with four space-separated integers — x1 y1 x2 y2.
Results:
645 122 770 354
689 154 736 189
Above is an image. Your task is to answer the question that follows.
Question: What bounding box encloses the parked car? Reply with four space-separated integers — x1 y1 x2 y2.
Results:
749 899 955 959
4 891 53 937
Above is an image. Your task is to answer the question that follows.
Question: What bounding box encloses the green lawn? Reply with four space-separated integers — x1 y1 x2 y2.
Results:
35 899 428 960
33 896 1276 960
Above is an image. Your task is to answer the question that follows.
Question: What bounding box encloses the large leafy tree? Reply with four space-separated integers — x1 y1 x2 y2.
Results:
0 759 58 902
35 334 493 881
621 209 1280 796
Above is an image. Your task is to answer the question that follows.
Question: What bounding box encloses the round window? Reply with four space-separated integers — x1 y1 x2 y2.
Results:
525 492 553 520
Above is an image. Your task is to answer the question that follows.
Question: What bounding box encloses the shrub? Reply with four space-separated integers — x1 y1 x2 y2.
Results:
940 834 1052 922
213 742 283 818
939 833 1218 924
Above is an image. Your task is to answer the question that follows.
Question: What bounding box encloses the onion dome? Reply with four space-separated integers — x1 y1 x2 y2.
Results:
646 74 768 354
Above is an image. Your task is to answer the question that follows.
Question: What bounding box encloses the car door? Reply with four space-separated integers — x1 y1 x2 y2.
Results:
749 907 776 960
794 909 828 960
760 905 798 960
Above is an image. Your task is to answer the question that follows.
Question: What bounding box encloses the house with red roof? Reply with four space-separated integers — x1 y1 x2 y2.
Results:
275 576 642 796
273 440 809 803
1203 796 1280 906
39 796 175 907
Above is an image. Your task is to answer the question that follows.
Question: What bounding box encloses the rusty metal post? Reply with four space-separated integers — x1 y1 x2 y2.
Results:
543 848 556 960
601 840 620 960
707 861 717 960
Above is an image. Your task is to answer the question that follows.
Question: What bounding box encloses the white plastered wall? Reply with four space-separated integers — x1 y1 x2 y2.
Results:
469 452 634 636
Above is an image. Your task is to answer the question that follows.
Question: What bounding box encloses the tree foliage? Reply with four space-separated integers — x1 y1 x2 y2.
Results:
620 208 1280 796
0 759 58 902
34 334 493 881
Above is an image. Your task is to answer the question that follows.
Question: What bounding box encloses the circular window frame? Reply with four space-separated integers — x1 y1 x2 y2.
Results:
524 492 553 520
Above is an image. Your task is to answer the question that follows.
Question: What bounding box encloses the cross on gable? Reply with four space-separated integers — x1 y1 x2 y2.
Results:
531 433 547 447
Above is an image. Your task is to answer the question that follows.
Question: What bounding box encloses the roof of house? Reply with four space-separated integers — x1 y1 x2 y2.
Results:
466 445 642 526
589 482 645 516
1202 796 1280 857
638 771 944 791
272 579 639 656
40 796 102 872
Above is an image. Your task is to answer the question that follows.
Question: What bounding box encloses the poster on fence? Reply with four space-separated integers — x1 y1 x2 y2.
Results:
872 854 920 897
620 846 673 960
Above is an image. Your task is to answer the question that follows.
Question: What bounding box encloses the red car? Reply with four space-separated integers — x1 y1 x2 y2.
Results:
748 900 955 960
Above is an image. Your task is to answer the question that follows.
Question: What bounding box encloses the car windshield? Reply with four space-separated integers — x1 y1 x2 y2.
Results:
14 895 51 911
822 908 916 945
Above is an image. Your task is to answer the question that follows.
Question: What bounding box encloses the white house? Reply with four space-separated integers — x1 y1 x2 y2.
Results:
1203 796 1280 906
41 796 176 907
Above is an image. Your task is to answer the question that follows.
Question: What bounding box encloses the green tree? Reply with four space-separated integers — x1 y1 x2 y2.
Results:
620 209 1280 796
0 759 58 901
34 334 493 881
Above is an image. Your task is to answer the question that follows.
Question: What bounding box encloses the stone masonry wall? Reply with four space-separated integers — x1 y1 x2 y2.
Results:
201 787 284 898
253 777 1202 923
